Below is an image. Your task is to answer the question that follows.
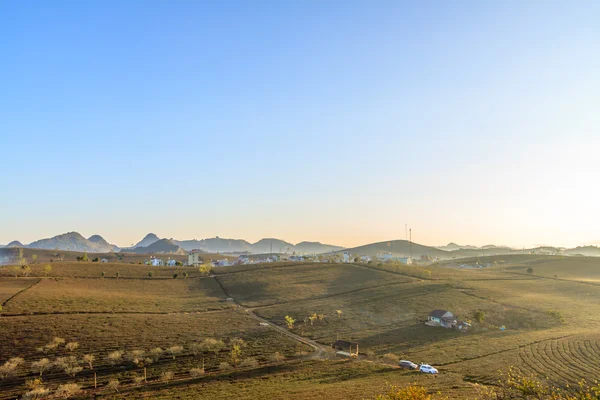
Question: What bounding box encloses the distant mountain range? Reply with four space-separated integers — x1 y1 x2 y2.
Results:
1 232 344 255
3 232 600 258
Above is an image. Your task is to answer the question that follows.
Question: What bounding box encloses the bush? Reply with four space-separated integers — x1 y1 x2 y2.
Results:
239 357 259 368
527 267 534 274
382 353 399 365
219 362 232 371
190 367 205 376
161 371 174 382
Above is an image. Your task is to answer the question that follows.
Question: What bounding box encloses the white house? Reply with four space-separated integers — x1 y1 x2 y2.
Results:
150 257 164 267
100 258 109 263
343 252 351 263
237 255 250 265
395 257 413 265
167 259 177 267
213 259 230 267
359 255 371 263
188 250 203 267
378 253 393 261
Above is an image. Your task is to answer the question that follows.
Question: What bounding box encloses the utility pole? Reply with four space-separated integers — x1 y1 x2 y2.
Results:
409 229 412 259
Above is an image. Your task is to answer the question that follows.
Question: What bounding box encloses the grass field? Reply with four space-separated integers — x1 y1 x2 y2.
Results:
2 256 600 399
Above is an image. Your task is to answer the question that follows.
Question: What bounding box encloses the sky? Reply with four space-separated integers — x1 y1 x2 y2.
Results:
1 1 599 249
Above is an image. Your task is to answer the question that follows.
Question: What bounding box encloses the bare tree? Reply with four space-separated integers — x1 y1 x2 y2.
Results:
31 358 51 377
55 383 81 399
0 357 24 379
149 347 163 362
65 342 79 352
201 338 225 359
128 349 146 365
54 356 82 377
82 354 95 370
219 362 232 371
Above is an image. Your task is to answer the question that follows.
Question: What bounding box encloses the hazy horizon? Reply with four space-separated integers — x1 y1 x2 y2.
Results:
2 1 599 249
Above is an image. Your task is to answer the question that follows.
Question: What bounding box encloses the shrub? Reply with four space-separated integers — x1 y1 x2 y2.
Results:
106 350 124 366
148 272 153 278
161 371 174 382
22 387 50 400
133 375 145 385
172 273 178 279
167 345 183 359
0 357 24 379
190 367 205 376
268 352 285 365
219 362 232 371
54 356 82 377
149 347 163 361
527 267 534 274
239 357 259 368
382 353 399 365
106 379 120 393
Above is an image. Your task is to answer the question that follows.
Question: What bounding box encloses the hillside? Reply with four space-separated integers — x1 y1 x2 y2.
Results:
339 239 450 258
564 246 600 257
26 232 118 253
251 238 294 254
294 241 344 254
436 242 478 251
125 238 185 254
4 241 24 248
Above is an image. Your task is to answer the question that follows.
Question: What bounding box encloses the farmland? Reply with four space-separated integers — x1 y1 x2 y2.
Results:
2 255 600 398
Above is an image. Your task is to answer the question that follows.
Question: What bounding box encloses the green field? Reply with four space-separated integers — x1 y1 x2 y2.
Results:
2 256 600 399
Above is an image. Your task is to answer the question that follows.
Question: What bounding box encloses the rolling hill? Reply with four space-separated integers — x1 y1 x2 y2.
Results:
294 241 344 254
88 235 120 252
4 241 24 248
125 239 185 254
339 240 449 258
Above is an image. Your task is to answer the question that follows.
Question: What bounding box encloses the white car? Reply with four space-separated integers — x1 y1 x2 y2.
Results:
419 364 438 374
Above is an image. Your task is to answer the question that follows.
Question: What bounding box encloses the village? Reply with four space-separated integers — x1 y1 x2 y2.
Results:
141 250 439 268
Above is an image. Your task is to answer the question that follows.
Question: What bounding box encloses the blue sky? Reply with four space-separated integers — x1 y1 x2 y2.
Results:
1 1 599 248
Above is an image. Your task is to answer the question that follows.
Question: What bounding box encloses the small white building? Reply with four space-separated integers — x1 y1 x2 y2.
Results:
167 259 177 267
378 253 393 261
100 258 109 263
150 257 164 267
237 255 250 265
343 252 351 263
359 255 371 263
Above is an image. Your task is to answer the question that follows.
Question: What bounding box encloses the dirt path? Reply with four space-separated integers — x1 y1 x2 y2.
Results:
211 275 329 360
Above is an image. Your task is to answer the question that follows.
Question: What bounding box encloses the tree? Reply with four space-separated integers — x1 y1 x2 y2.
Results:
308 313 317 325
82 354 95 369
115 272 120 279
92 257 99 262
55 383 81 399
285 315 296 329
148 271 153 278
230 344 243 368
189 343 203 356
82 252 88 262
317 314 326 321
101 271 106 278
43 264 52 276
183 272 189 279
22 379 49 400
173 273 178 279
527 267 534 274
198 262 213 276
473 310 485 323
31 358 51 376
190 367 205 376
336 309 343 318
31 254 38 263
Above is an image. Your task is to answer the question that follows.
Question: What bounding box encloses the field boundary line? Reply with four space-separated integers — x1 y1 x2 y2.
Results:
1 278 41 308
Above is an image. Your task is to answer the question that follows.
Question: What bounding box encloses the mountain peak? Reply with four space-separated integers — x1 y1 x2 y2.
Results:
134 233 161 248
